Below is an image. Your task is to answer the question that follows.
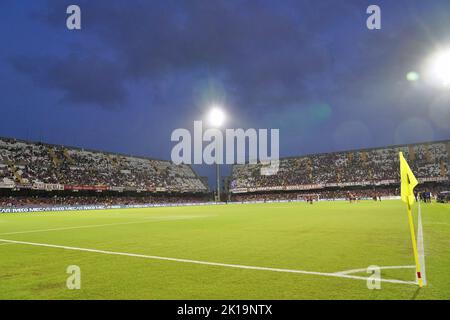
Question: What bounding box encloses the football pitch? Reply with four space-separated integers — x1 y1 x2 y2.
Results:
0 201 449 300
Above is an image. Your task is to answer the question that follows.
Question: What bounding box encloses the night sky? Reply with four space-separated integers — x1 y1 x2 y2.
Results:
1 1 450 185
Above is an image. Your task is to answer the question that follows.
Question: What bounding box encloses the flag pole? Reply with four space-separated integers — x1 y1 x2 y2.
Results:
399 151 423 287
406 195 423 287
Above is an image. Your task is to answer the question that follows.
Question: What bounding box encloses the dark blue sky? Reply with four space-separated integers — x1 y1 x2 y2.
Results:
1 1 450 185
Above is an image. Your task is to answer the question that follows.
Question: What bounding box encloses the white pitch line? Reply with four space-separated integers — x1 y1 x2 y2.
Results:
0 238 416 285
335 265 416 275
0 215 210 236
417 202 427 285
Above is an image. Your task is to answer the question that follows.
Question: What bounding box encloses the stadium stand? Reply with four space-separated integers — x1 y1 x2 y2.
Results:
1 137 449 207
229 140 449 201
0 137 208 194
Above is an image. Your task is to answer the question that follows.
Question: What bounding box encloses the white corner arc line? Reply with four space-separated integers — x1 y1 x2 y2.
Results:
335 265 416 275
0 238 416 285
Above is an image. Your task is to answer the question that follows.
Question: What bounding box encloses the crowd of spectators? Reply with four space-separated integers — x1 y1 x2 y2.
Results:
0 193 209 208
0 137 208 193
230 141 449 190
231 184 448 202
231 188 395 202
1 137 448 208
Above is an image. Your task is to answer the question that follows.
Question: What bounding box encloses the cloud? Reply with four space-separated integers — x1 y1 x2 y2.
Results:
10 54 126 108
9 0 450 136
11 0 347 109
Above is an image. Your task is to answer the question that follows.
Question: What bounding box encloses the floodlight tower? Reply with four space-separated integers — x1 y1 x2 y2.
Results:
207 106 226 202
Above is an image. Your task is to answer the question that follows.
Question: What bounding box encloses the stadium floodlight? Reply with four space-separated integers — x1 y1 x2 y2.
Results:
207 106 226 128
428 49 450 87
206 105 226 202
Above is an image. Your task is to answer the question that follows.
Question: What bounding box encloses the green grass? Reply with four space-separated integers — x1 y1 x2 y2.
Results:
0 200 449 299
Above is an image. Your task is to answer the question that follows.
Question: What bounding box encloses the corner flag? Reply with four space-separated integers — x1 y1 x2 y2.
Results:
400 152 418 206
399 152 423 287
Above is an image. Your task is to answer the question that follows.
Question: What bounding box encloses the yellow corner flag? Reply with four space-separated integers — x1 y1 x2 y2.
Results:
399 152 423 287
400 152 418 206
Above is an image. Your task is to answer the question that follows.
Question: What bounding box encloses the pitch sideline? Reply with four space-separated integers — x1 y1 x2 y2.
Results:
417 202 427 285
0 238 416 286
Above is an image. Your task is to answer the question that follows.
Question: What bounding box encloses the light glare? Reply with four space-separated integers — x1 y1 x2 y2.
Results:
208 107 226 127
406 71 419 82
429 49 450 87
